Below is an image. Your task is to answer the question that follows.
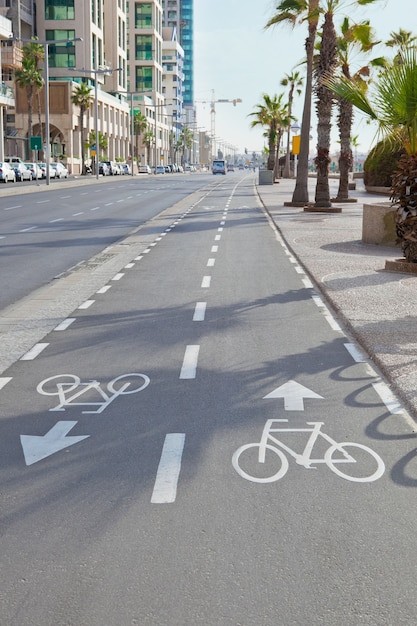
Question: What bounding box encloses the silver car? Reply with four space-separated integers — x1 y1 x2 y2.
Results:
12 162 32 181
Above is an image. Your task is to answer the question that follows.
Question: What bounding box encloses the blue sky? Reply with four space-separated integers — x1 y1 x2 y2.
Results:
194 0 417 157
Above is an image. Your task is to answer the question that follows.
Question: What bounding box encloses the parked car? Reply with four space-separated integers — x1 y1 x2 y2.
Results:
99 162 110 176
121 163 131 175
155 165 165 174
0 162 16 183
102 161 119 175
39 163 57 179
138 164 151 174
50 162 69 178
12 162 32 181
25 162 42 179
5 156 24 165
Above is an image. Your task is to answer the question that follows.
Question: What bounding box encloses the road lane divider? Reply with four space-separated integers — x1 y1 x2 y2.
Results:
151 433 186 504
180 345 200 379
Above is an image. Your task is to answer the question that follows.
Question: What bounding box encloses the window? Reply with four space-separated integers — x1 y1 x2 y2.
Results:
135 3 152 28
45 0 75 20
136 66 152 92
46 30 76 68
135 35 152 61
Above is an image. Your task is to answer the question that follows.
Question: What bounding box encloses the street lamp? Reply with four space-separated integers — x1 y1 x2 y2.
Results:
12 36 83 185
69 66 122 179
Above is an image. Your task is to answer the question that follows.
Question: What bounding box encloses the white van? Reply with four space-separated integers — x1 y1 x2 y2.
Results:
212 159 226 175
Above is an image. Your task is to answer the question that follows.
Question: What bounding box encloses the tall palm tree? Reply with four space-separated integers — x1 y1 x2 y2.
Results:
281 70 304 178
24 40 45 152
179 126 193 164
72 82 93 174
249 93 290 177
14 52 43 159
385 28 417 64
333 18 381 201
143 130 154 166
134 111 147 162
266 0 320 202
325 46 417 262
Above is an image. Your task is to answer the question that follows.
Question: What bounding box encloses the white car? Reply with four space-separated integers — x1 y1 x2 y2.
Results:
50 162 69 178
138 164 151 174
39 163 57 179
0 162 16 183
25 163 43 179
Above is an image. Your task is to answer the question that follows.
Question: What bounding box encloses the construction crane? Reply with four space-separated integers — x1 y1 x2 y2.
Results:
196 90 242 149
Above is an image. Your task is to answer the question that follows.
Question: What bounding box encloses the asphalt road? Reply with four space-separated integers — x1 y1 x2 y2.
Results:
1 173 417 625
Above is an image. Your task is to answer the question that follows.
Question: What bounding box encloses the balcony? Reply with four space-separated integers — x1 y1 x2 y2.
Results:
0 82 14 107
1 42 24 69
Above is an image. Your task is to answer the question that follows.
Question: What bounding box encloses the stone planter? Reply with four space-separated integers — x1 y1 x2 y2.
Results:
362 202 396 246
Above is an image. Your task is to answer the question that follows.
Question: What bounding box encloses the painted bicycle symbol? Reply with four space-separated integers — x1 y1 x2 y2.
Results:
232 419 385 483
36 373 150 414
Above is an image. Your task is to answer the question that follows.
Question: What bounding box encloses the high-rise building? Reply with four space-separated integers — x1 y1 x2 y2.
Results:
161 0 193 108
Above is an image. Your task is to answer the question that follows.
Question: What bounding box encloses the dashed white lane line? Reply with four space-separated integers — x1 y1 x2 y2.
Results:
54 318 76 331
20 226 37 232
112 273 125 281
151 433 186 504
324 313 342 332
73 212 84 216
78 300 95 309
372 382 404 414
302 277 314 288
97 285 112 293
344 343 366 362
180 345 200 379
207 258 215 267
211 245 218 253
193 302 207 321
215 235 221 241
201 276 211 288
36 200 50 204
4 205 21 210
0 377 12 390
49 218 64 223
21 343 49 360
91 207 100 211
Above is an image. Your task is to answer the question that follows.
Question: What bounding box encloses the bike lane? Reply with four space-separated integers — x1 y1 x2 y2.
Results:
0 176 416 624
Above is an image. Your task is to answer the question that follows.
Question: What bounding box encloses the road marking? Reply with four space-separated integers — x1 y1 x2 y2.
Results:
97 285 112 293
180 345 200 379
49 218 64 223
302 278 314 288
211 245 218 253
112 273 125 280
311 294 325 307
90 207 100 211
21 343 49 360
4 205 21 210
201 276 211 288
264 380 323 411
21 420 90 466
78 300 95 309
0 377 12 390
218 227 224 232
324 313 342 332
54 318 76 331
134 255 143 261
193 302 207 321
20 226 37 232
372 382 404 414
207 258 215 267
151 433 186 504
295 266 305 274
124 263 135 269
73 212 84 216
344 343 366 362
215 235 221 241
36 200 50 204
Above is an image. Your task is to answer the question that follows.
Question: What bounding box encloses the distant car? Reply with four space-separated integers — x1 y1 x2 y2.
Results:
102 161 119 175
0 162 16 183
99 162 110 176
25 162 42 179
227 164 235 172
121 163 131 175
50 162 68 178
39 163 56 179
155 165 165 174
12 162 32 181
138 164 151 174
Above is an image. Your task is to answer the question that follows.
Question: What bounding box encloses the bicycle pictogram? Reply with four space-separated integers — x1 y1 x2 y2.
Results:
232 419 385 483
37 373 150 414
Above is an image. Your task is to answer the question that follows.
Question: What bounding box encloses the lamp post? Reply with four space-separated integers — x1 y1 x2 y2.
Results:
70 66 122 179
13 36 82 185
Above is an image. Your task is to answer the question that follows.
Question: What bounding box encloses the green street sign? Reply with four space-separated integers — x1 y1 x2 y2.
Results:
30 136 42 151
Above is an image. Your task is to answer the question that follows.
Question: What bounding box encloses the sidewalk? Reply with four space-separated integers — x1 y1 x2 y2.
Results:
256 175 417 420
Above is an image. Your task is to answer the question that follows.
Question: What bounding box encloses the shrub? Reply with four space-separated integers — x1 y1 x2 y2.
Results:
364 139 405 187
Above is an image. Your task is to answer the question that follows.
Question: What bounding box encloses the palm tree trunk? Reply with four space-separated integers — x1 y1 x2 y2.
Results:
335 98 353 201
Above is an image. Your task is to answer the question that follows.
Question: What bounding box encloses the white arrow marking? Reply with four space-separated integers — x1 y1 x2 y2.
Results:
263 380 324 411
20 421 89 466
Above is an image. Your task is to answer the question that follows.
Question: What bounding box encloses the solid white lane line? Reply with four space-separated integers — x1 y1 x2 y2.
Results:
180 345 200 379
151 433 186 504
21 343 49 360
0 377 12 390
201 276 211 288
54 318 76 331
372 382 404 414
207 258 215 267
78 300 95 309
193 302 207 321
97 285 112 293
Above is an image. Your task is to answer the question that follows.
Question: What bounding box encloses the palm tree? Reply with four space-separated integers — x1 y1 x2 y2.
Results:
24 40 45 152
14 52 43 159
281 70 304 178
386 28 417 64
134 111 147 163
266 0 320 202
249 93 290 177
179 126 193 164
143 130 154 166
333 18 381 201
87 130 108 162
72 82 93 174
325 46 417 262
